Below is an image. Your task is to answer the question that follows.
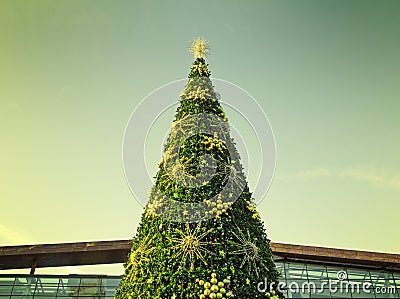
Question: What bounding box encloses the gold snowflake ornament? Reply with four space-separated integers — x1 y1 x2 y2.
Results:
168 222 215 270
126 234 156 281
231 226 267 276
189 37 210 59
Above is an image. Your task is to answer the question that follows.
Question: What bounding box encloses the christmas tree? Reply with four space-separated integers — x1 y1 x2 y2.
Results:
116 38 282 299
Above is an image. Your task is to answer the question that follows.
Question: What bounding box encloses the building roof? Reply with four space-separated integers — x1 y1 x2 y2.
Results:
0 240 399 271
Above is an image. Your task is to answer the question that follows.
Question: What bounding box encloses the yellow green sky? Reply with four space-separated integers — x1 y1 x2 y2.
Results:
1 0 399 274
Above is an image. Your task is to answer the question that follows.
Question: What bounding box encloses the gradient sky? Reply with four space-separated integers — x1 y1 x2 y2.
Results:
1 0 399 275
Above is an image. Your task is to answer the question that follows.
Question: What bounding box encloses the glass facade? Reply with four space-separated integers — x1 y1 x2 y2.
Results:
0 274 120 298
0 262 399 298
275 261 400 298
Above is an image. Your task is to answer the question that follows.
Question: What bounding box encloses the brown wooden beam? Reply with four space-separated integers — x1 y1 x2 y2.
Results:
0 240 132 270
0 240 399 271
270 242 400 270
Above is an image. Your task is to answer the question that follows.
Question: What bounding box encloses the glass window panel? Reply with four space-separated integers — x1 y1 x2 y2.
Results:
33 285 58 296
311 291 332 298
11 278 35 296
58 287 79 296
307 265 327 276
104 280 119 297
286 279 309 285
275 262 286 278
105 290 117 296
0 288 13 296
66 277 80 287
307 265 329 287
102 278 120 287
326 267 346 280
0 279 14 296
352 290 377 298
78 278 102 296
33 278 59 296
346 268 371 282
0 277 15 286
287 291 310 298
286 262 307 269
286 263 308 280
393 274 400 297
391 274 400 284
35 277 60 284
374 272 396 285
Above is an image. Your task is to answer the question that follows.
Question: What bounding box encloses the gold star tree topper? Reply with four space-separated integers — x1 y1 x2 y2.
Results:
189 37 210 59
